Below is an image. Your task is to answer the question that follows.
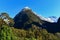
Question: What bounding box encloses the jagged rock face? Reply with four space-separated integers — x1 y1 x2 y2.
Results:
14 7 44 29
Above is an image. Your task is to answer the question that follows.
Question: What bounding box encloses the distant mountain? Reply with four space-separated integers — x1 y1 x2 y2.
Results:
14 7 60 33
39 16 54 23
49 16 58 22
38 16 58 23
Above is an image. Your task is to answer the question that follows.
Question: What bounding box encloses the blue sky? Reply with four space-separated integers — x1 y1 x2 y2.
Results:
0 0 60 18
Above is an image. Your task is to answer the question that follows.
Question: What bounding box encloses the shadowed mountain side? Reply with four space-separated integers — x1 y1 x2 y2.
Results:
42 20 60 33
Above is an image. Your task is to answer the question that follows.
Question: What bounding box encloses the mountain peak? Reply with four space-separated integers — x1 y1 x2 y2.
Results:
22 6 31 11
24 6 30 9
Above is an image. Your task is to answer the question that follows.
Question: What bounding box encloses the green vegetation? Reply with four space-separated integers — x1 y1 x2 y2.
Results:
0 25 18 40
0 13 60 40
0 24 60 40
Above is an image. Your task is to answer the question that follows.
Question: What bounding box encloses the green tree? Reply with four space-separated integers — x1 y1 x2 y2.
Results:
0 25 18 40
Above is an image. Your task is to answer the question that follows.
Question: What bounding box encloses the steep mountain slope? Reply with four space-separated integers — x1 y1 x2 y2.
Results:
14 7 44 29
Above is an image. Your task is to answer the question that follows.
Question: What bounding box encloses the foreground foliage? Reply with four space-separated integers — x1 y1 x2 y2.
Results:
0 24 60 40
0 13 60 40
11 27 60 40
